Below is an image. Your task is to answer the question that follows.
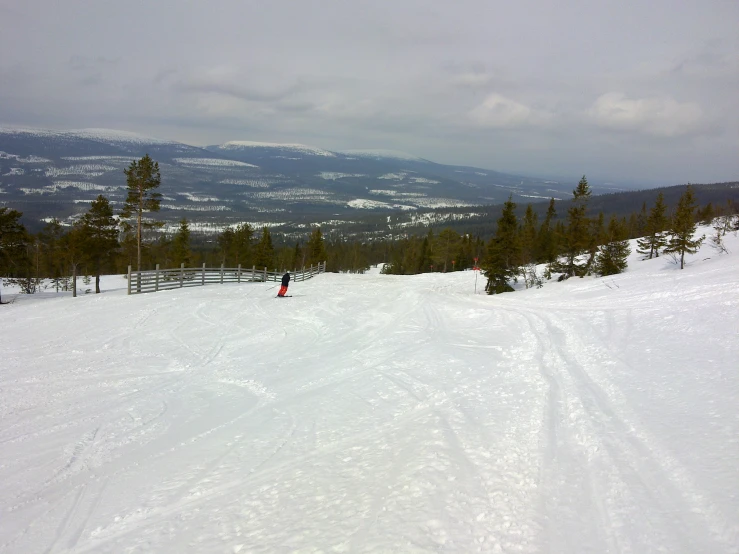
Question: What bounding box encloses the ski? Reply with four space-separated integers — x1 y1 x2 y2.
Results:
275 295 292 298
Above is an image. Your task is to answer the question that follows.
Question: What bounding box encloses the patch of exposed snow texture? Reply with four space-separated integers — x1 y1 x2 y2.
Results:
173 158 258 168
411 198 478 208
61 156 138 162
378 172 408 181
348 198 416 210
244 188 335 201
1 126 178 145
177 193 223 202
161 204 231 211
3 168 24 176
218 141 336 157
0 150 52 163
318 172 367 180
410 177 441 184
219 179 275 188
340 149 425 161
1 227 737 553
369 189 427 198
390 211 484 228
45 165 117 178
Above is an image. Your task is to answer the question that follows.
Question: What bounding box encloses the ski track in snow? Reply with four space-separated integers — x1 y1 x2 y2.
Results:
1 236 738 553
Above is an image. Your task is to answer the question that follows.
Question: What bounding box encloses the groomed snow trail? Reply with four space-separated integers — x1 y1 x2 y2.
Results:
1 244 738 553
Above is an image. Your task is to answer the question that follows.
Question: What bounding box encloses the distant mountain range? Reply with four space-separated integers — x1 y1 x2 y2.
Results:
0 126 674 238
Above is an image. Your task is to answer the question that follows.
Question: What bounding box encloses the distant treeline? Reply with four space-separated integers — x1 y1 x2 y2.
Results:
1 158 737 302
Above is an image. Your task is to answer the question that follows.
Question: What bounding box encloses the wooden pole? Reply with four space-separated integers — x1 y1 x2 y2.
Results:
155 264 160 292
238 264 241 283
202 263 206 286
127 265 132 295
180 263 184 288
220 263 224 284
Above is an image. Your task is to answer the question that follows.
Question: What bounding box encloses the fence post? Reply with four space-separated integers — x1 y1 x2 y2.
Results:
238 264 241 283
127 265 132 295
263 266 267 282
202 263 206 286
302 266 305 281
180 263 184 288
252 265 255 281
221 263 224 284
155 264 160 292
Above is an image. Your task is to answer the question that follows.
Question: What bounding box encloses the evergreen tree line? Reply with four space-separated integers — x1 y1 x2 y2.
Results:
379 177 738 294
2 161 737 302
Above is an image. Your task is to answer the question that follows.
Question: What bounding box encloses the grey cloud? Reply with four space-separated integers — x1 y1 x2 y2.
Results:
1 0 737 183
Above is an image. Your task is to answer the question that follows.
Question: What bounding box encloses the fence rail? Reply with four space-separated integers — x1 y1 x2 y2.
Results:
127 262 326 295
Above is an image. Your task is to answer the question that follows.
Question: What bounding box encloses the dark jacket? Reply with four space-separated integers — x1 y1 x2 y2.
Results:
281 272 290 287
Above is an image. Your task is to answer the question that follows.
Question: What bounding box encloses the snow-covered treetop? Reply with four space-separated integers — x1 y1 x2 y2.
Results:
218 141 336 157
340 149 427 162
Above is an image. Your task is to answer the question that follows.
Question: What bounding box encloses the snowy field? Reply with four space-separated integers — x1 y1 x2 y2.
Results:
1 231 738 553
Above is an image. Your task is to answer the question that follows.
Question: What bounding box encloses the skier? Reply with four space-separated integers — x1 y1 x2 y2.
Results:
277 271 290 297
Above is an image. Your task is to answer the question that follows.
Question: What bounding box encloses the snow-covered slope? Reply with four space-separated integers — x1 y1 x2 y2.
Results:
217 140 337 157
341 148 428 162
1 230 738 553
0 126 179 146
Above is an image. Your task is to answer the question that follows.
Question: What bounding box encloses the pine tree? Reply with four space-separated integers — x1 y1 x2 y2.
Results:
306 227 327 267
585 212 605 273
80 195 119 293
291 241 303 269
482 196 520 294
120 155 162 271
697 202 715 225
39 218 67 292
59 223 86 298
433 228 461 272
171 218 192 267
553 176 592 278
232 223 254 266
636 192 669 259
254 226 275 270
594 216 631 276
664 186 704 269
0 207 29 304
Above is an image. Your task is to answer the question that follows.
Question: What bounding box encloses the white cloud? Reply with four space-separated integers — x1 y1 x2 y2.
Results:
468 93 547 128
587 92 704 137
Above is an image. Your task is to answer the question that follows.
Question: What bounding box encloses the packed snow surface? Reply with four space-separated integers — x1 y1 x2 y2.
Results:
1 233 738 553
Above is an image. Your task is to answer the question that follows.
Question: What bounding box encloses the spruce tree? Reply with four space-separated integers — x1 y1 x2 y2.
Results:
120 155 162 271
39 218 67 292
664 186 704 269
291 241 304 269
594 216 631 276
232 223 254 266
254 226 275 269
553 176 592 278
59 223 86 298
172 218 192 267
0 207 29 304
482 196 520 294
306 227 327 267
433 228 461 272
636 192 669 259
80 195 119 293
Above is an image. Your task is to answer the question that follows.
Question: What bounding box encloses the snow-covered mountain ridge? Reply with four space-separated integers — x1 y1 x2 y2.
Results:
1 228 737 552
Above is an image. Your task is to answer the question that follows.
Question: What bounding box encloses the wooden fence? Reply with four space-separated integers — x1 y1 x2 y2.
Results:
127 262 327 295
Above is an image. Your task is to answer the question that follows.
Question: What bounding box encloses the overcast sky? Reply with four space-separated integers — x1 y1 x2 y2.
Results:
1 0 737 185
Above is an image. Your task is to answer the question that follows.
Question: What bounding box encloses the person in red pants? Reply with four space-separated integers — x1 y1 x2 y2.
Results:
277 271 290 297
